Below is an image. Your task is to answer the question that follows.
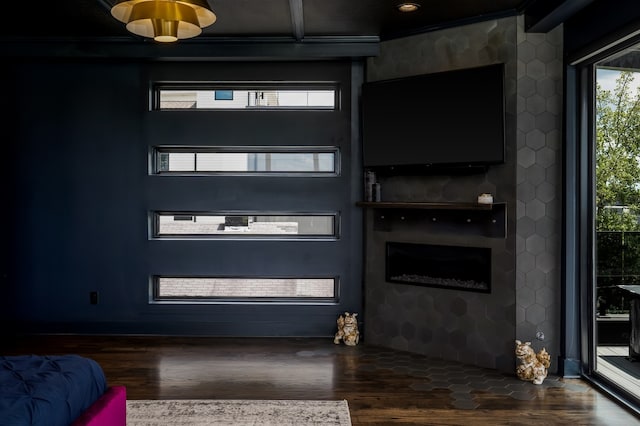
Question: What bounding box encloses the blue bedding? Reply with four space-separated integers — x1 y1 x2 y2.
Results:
0 354 107 426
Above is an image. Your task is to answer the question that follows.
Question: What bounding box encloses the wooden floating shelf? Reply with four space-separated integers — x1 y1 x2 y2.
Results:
356 201 507 238
356 201 504 210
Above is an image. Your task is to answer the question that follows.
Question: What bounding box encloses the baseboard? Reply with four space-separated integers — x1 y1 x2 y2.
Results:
558 356 581 378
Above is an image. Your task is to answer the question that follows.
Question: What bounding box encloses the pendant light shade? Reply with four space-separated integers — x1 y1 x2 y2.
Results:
111 0 216 42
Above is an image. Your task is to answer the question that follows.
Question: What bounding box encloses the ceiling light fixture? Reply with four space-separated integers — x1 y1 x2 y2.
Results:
396 3 420 13
111 0 216 43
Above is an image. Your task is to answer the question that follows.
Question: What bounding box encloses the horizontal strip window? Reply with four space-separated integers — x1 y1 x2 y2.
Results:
155 84 337 110
152 212 339 240
152 146 339 176
152 276 337 303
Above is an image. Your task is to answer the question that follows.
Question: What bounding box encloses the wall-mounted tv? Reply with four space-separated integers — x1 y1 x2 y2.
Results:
361 64 505 173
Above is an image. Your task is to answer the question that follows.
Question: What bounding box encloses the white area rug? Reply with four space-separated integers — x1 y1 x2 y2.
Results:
126 399 352 426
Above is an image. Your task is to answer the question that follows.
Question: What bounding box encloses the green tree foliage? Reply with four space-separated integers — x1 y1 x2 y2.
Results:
596 70 640 231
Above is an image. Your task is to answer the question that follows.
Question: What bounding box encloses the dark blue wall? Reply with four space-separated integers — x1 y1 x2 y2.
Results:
4 61 147 331
2 59 363 336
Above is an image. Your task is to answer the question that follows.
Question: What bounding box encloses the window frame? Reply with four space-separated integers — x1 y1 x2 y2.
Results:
150 145 341 177
150 275 341 305
153 82 340 111
150 210 341 241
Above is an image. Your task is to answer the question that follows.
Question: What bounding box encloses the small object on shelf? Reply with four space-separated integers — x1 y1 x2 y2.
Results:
373 183 382 202
364 171 376 201
478 193 494 204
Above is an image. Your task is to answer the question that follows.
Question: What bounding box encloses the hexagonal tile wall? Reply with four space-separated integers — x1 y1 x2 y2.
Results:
364 15 562 375
365 17 519 373
516 17 562 365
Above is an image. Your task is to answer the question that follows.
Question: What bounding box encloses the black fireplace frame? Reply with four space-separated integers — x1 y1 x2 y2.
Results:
385 241 492 293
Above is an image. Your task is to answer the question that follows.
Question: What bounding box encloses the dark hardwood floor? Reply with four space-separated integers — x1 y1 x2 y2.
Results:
3 335 639 425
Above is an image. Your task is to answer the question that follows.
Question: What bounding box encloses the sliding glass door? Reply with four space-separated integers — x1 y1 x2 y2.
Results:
593 50 640 400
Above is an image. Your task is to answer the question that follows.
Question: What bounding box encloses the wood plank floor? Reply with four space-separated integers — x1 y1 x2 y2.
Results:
3 335 640 425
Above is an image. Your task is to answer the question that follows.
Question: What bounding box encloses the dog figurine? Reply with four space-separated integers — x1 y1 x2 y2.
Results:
515 340 550 385
334 312 360 346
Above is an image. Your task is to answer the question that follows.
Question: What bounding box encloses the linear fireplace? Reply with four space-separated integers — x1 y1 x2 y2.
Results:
386 242 491 293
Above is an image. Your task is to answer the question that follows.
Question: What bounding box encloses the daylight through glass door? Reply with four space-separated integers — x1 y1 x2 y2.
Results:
594 43 640 399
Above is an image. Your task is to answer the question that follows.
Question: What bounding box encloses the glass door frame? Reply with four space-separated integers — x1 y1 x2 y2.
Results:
565 32 640 414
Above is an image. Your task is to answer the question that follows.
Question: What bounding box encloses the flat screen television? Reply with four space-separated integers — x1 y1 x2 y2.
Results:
361 64 505 173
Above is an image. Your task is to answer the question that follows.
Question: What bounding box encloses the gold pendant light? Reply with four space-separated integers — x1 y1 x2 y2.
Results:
111 0 216 42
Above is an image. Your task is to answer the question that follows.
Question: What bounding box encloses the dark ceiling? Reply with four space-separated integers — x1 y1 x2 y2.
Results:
0 0 593 42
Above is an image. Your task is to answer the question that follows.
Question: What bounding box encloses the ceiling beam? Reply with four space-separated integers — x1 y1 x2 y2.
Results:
0 36 379 60
289 0 305 42
382 9 519 41
524 0 596 33
97 0 114 13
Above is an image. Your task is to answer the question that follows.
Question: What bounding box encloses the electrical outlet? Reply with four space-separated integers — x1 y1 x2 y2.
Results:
90 291 98 305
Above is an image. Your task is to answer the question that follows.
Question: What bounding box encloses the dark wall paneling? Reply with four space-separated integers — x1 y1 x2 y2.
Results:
5 59 363 337
5 61 147 329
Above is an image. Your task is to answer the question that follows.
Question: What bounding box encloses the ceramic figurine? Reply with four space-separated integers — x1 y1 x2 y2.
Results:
515 340 550 385
334 312 360 346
